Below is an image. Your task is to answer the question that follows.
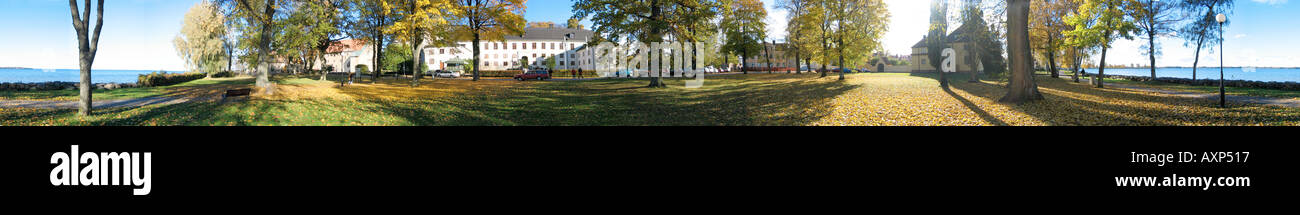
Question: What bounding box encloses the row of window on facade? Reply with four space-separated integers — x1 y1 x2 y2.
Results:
428 42 579 55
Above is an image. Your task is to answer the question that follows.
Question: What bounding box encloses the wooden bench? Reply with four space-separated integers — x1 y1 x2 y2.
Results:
223 88 252 99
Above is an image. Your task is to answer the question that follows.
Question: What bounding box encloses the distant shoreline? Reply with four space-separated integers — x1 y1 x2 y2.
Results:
0 67 35 70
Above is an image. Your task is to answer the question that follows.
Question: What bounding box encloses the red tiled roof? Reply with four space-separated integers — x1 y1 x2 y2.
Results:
327 39 368 53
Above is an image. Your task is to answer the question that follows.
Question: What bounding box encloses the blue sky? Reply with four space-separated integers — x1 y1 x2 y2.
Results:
1 0 1296 71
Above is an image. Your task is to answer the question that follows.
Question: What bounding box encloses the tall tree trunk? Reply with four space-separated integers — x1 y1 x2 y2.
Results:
646 1 665 87
412 39 424 87
998 0 1043 103
1072 49 1081 83
1191 33 1205 81
1097 43 1109 88
765 41 773 74
372 21 385 82
1047 32 1059 78
837 34 845 81
795 51 801 74
472 33 481 81
71 0 104 115
256 0 275 95
1148 29 1157 79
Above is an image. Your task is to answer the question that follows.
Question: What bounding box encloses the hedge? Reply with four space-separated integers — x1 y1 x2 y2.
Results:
1088 73 1300 91
138 71 206 87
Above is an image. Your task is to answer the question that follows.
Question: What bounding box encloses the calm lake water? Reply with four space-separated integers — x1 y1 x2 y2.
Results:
1084 68 1300 83
0 69 179 84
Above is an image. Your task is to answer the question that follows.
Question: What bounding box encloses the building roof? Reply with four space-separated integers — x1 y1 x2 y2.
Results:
911 24 978 48
503 27 596 41
326 39 368 53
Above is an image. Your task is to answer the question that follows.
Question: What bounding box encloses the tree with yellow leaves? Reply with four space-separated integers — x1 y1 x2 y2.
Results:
447 0 527 81
383 0 453 87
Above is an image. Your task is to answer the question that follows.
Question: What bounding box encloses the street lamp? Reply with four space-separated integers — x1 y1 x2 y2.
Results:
1216 13 1226 108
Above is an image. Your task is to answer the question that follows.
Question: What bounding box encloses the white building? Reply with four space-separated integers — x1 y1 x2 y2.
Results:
423 28 596 71
315 39 376 73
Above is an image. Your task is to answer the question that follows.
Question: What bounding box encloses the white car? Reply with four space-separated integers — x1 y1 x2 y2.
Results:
433 70 462 78
703 66 718 73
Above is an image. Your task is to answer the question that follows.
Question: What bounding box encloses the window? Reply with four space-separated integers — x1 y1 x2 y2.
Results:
559 61 565 66
571 44 575 49
512 43 517 49
570 61 576 66
531 43 536 49
439 49 444 54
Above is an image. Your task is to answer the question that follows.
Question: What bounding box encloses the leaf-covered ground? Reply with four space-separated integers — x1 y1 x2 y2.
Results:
1 73 1297 126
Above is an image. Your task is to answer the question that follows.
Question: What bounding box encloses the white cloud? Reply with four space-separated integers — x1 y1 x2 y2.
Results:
1234 34 1247 39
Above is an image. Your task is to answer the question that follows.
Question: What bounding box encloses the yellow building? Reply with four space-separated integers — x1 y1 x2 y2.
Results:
910 25 983 73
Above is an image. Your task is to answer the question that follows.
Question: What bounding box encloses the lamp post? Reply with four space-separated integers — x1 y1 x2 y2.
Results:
1216 13 1226 108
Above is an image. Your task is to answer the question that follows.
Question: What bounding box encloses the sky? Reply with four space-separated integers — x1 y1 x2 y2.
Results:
1 0 1296 71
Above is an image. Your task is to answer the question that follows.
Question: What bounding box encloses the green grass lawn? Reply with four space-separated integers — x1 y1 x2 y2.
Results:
2 73 1298 126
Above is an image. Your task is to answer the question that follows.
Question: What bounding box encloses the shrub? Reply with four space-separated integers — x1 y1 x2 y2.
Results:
138 71 205 87
355 65 369 74
210 71 235 78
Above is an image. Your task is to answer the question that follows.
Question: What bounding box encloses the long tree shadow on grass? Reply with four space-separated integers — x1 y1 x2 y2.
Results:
343 74 859 125
912 72 1300 125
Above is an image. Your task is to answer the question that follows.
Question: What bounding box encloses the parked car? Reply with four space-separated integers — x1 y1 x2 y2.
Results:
432 70 462 78
514 70 551 81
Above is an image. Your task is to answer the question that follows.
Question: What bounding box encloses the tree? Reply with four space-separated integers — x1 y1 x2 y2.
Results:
289 0 346 81
777 0 809 74
449 0 527 81
831 0 889 81
805 0 833 78
1030 0 1071 79
720 0 768 75
385 0 452 87
1066 0 1137 88
344 0 396 82
1177 0 1233 81
279 0 343 76
68 0 105 116
566 18 585 29
961 0 991 82
573 0 720 87
927 0 949 88
998 0 1044 103
219 0 283 95
1133 0 1182 79
175 1 229 78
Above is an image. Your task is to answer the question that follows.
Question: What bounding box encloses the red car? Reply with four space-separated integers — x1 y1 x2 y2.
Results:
514 70 551 81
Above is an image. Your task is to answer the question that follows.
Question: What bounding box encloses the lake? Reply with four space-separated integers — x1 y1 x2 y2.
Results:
1083 68 1300 83
0 69 181 84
